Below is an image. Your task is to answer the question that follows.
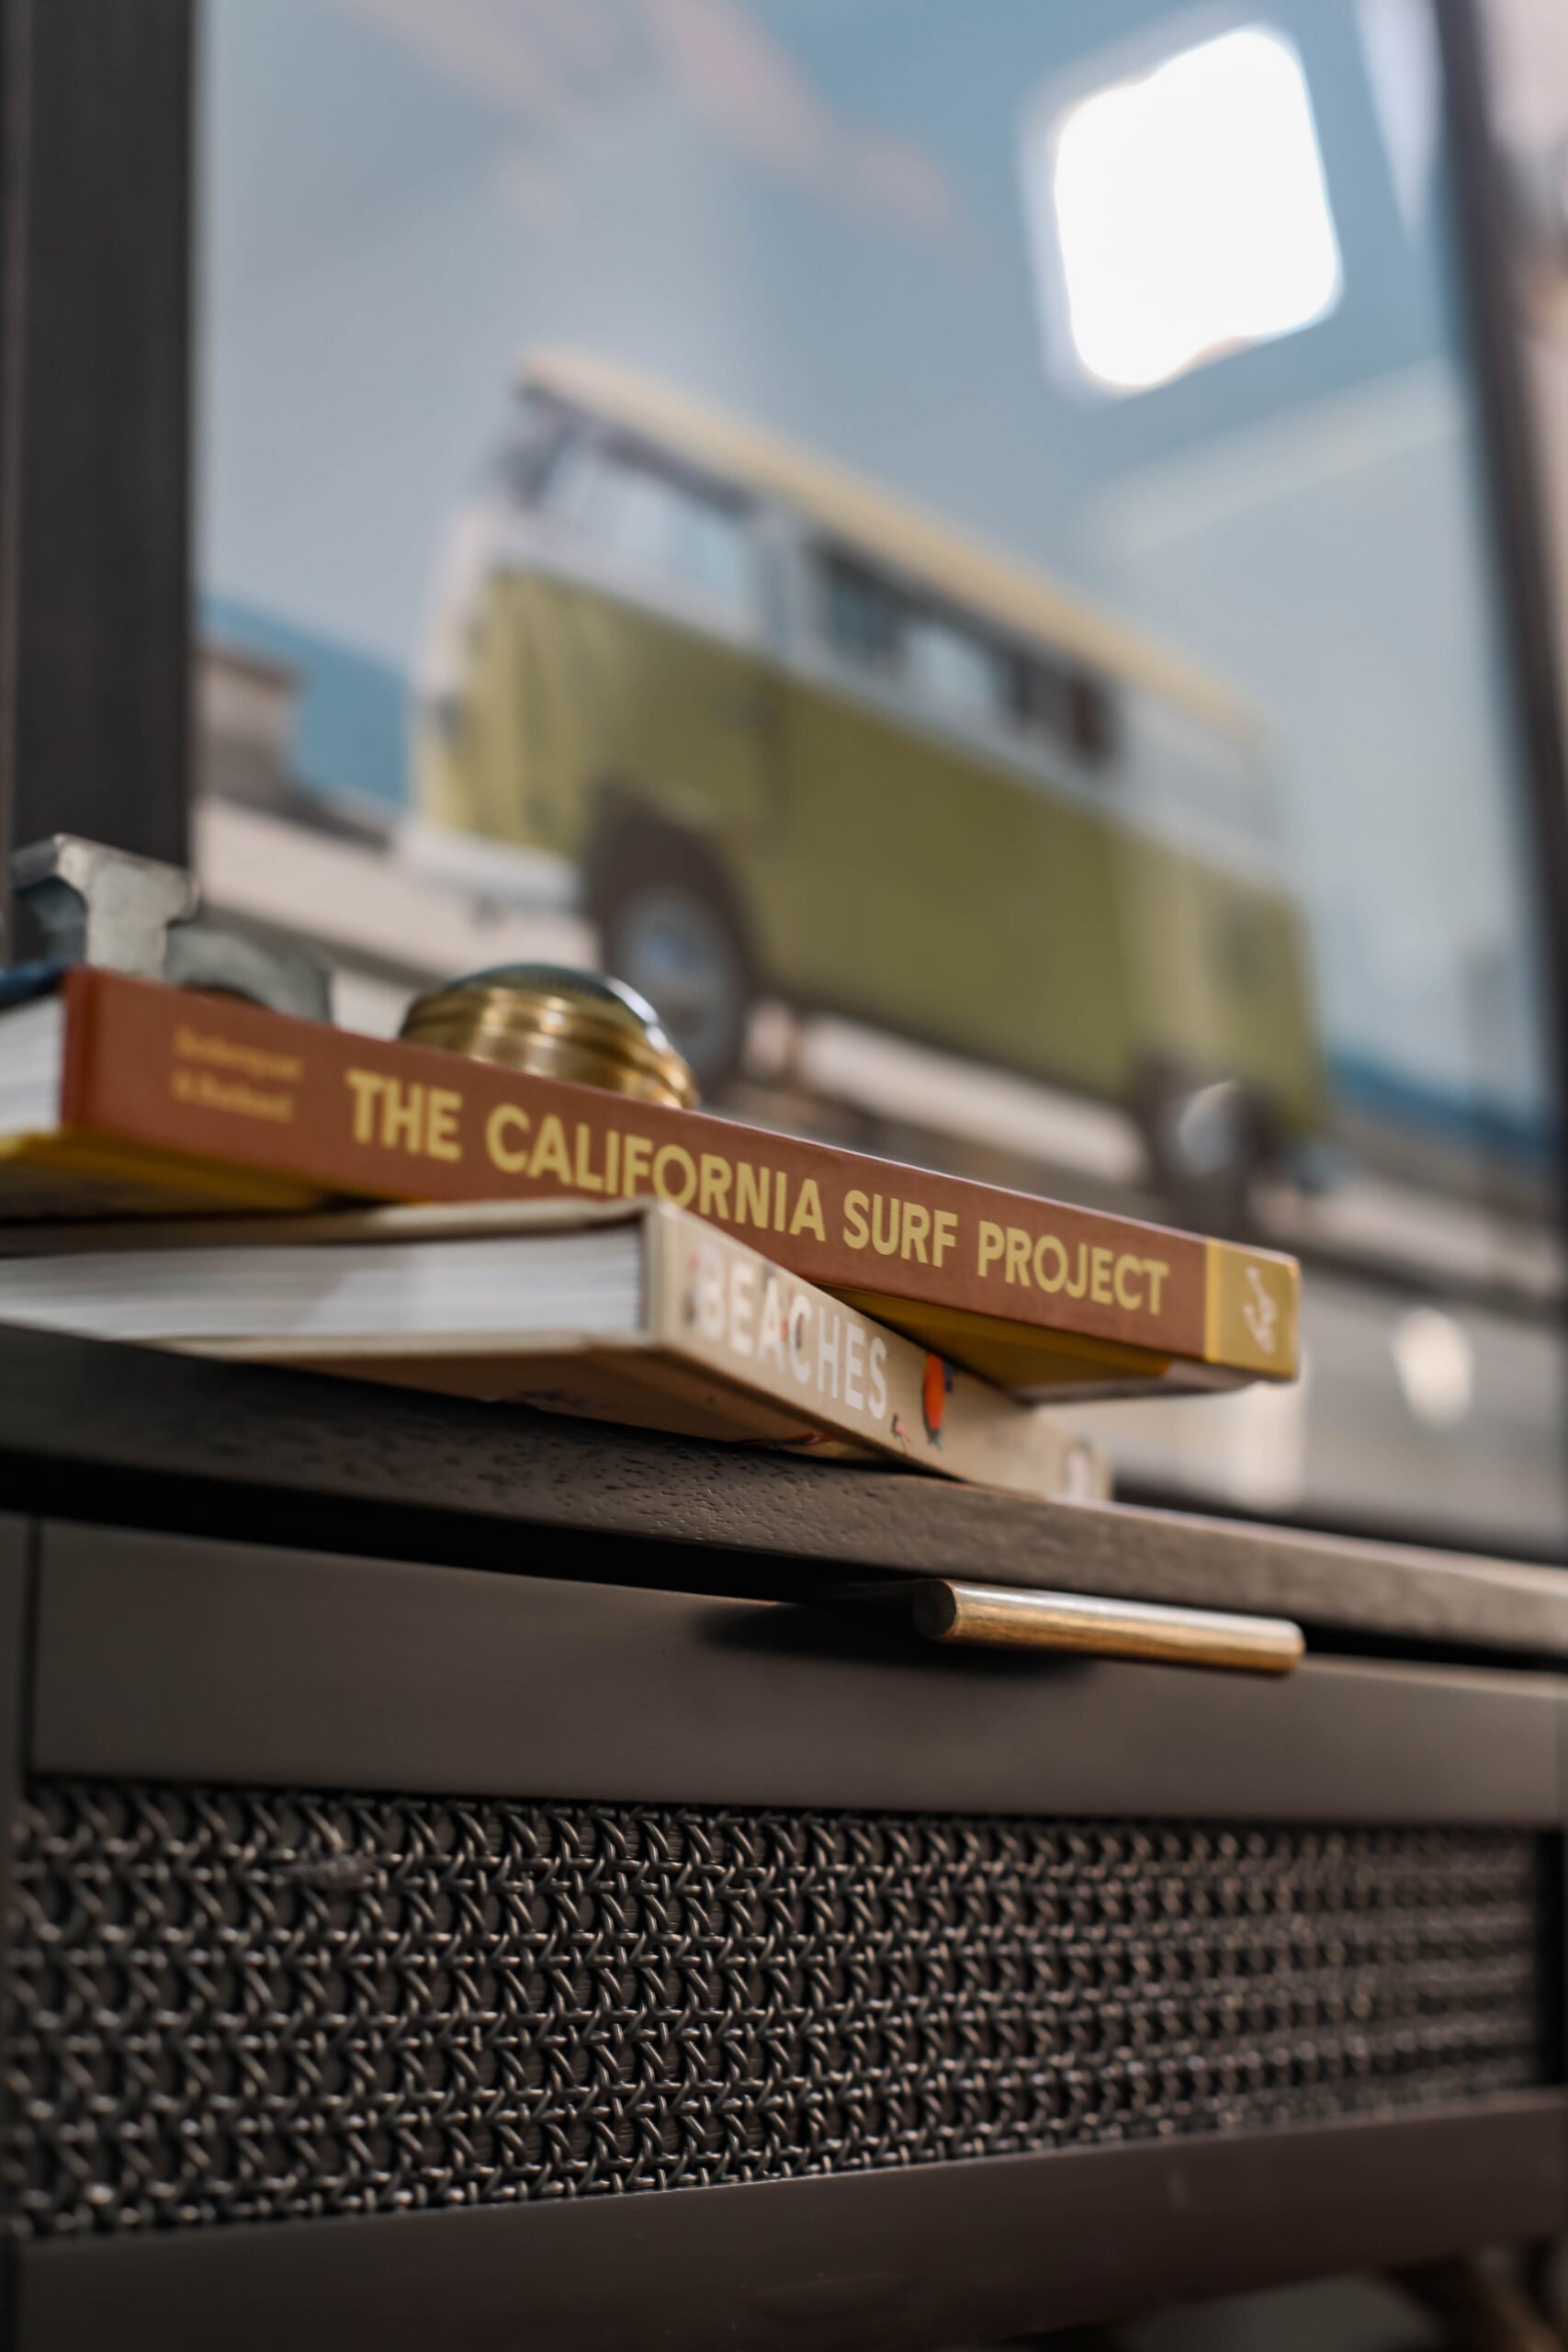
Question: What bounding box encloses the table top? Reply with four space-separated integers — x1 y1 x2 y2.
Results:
4 1318 1567 1664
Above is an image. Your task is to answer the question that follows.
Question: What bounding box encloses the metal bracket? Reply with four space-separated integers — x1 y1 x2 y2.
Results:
13 835 332 1022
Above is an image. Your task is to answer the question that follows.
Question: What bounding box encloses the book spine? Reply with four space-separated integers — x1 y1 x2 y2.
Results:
643 1203 1107 1499
58 967 1297 1380
57 967 93 1130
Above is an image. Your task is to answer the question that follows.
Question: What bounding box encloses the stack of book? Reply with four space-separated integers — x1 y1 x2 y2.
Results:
0 968 1300 1502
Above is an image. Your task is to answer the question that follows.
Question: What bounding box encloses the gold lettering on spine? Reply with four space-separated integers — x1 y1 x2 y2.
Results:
653 1142 697 1207
621 1133 652 1197
1114 1258 1144 1311
735 1162 770 1229
573 1123 604 1192
871 1194 899 1258
932 1209 958 1269
172 1068 292 1123
789 1178 825 1240
699 1155 732 1222
426 1090 463 1163
530 1114 571 1184
345 1069 383 1145
486 1103 531 1172
1033 1234 1067 1292
382 1080 423 1153
345 1069 465 1161
177 1024 299 1083
842 1190 870 1250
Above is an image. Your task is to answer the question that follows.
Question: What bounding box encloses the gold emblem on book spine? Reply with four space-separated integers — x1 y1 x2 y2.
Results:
400 965 699 1112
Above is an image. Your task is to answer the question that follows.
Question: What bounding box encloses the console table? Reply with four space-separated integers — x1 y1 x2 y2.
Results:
1 1321 1565 2350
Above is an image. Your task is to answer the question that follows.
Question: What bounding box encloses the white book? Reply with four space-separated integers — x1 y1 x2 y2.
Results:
0 1196 1107 1501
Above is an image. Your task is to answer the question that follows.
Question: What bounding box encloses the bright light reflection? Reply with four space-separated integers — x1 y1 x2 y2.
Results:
1391 1307 1474 1429
1051 27 1343 394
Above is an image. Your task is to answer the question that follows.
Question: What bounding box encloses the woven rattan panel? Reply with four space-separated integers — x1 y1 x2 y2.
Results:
0 1783 1549 2236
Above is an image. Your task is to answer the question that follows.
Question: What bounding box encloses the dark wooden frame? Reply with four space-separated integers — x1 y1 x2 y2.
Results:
0 0 192 933
1436 0 1568 1260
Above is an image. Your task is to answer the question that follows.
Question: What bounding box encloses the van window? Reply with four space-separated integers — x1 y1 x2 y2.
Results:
820 543 1115 764
823 554 900 671
906 610 1010 726
1014 653 1117 768
1069 674 1115 763
537 436 757 623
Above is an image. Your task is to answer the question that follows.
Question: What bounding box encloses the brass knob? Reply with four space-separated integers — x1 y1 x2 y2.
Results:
400 964 699 1111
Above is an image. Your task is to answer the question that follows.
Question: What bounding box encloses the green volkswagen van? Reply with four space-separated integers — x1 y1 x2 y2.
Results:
417 349 1324 1193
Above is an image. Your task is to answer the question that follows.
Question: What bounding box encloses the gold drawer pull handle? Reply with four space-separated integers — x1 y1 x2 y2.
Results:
912 1581 1304 1675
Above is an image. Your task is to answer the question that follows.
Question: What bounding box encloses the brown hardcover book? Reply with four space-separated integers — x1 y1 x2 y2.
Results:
0 967 1299 1396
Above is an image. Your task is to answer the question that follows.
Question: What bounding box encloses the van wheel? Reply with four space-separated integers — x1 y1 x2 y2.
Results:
592 831 752 1093
1134 1063 1271 1235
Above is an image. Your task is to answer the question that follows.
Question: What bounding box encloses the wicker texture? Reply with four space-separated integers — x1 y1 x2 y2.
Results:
1 1783 1547 2235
